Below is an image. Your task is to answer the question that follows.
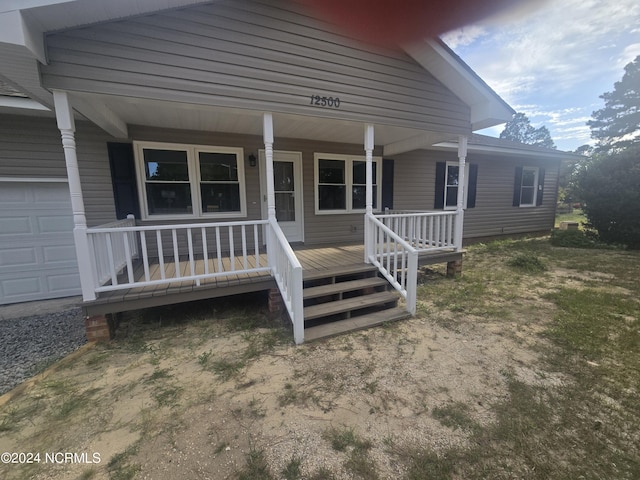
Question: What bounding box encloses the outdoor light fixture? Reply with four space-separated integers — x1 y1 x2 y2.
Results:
248 154 257 167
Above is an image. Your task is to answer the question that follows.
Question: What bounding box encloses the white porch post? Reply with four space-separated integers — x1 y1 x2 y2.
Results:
264 113 276 221
364 124 374 263
455 135 468 251
53 90 96 301
264 113 276 269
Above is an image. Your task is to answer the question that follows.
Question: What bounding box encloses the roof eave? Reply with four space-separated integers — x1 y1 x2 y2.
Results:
403 38 514 131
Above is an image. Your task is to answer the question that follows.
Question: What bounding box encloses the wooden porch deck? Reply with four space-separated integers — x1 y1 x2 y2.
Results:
83 244 461 316
84 244 364 315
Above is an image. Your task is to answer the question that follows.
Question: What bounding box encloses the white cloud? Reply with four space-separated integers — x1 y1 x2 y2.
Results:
448 0 640 150
453 0 640 97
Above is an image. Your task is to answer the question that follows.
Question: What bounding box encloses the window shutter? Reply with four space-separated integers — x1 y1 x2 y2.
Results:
513 166 523 207
536 168 545 206
108 142 140 219
382 158 394 210
467 164 478 208
434 162 446 209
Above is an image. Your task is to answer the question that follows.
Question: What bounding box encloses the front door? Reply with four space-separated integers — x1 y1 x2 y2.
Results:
259 150 304 242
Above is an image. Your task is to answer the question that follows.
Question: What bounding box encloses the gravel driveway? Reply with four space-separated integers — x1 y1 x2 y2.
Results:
0 300 86 395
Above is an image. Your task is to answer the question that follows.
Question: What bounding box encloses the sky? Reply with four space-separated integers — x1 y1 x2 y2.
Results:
442 0 640 152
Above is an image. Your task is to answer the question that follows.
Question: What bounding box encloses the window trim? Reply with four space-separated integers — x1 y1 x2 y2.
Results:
134 141 246 220
313 153 382 215
518 166 539 208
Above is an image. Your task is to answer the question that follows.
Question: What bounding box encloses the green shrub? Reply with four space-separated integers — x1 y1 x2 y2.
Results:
575 146 640 249
507 254 547 273
550 229 599 248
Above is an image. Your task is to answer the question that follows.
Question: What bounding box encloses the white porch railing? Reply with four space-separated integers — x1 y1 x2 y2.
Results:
377 210 458 251
85 217 305 344
267 218 304 344
88 215 139 287
365 213 419 315
365 210 459 315
87 219 271 292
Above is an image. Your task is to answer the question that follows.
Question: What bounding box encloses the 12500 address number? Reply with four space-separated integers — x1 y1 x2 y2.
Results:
310 95 340 108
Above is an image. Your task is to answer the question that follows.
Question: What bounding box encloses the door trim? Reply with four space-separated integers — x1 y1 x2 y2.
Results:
258 150 304 243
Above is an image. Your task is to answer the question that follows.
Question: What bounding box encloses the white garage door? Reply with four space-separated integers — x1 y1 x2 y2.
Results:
0 181 81 304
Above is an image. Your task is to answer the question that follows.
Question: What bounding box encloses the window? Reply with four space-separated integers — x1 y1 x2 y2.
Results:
513 166 545 207
314 154 381 214
434 162 477 210
444 163 462 209
135 142 246 219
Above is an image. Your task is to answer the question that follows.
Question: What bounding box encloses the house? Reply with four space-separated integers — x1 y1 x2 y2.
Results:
0 0 577 343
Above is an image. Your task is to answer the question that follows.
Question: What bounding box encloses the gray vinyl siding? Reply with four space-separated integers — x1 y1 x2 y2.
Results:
0 114 116 226
464 155 560 238
392 150 560 239
41 0 470 135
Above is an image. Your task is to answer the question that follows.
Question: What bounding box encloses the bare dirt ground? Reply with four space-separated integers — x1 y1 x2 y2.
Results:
3 239 635 480
0 299 556 480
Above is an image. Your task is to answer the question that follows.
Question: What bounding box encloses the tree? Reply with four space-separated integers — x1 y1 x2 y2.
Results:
499 112 556 149
575 145 640 249
588 55 640 153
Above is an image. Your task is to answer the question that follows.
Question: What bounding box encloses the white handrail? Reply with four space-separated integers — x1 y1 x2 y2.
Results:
365 213 418 315
376 210 457 252
267 218 304 344
87 216 138 287
86 217 305 343
87 219 270 292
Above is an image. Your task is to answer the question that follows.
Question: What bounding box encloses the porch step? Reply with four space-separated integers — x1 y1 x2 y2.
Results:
304 290 399 321
304 307 411 342
303 264 378 282
303 277 388 300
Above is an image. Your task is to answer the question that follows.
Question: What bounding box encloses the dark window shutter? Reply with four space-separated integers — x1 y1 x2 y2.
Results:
536 168 545 206
382 158 394 210
513 166 523 207
108 142 140 219
434 162 446 209
467 164 478 209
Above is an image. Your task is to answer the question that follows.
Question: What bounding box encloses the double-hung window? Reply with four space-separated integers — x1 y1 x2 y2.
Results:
513 166 545 207
315 153 381 214
135 141 246 219
434 161 477 210
519 167 538 207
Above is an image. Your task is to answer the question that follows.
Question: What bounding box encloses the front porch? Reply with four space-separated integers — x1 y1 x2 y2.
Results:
81 212 463 343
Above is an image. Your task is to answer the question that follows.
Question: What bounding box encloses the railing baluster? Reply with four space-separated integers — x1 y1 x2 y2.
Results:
215 227 222 272
201 227 209 275
254 223 260 268
140 231 150 282
123 231 134 284
105 232 117 286
187 228 197 286
172 229 180 279
241 225 248 271
229 226 235 271
156 230 166 280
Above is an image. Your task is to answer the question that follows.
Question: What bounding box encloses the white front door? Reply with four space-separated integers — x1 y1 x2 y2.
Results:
259 150 304 242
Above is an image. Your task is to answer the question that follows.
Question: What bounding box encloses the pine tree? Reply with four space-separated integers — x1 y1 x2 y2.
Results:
499 112 556 149
588 56 640 153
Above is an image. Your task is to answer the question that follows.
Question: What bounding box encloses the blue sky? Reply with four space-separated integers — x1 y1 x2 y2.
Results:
442 0 640 152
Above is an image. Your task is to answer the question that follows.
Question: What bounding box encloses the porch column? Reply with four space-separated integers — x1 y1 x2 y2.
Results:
264 113 276 269
263 113 276 221
455 135 468 251
364 123 374 263
52 90 96 301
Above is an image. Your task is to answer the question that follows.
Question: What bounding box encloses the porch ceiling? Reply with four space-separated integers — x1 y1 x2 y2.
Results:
70 91 457 149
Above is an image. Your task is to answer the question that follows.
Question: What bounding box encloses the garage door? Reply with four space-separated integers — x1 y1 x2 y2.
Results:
0 181 81 304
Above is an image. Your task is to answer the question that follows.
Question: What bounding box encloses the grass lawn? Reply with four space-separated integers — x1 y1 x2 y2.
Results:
1 236 639 480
